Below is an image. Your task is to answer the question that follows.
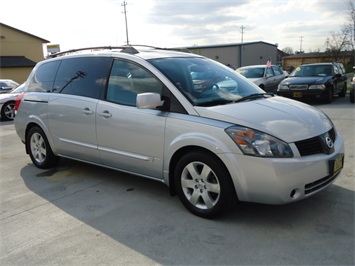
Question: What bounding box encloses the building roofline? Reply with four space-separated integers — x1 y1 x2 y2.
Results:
283 50 353 59
186 41 277 49
0 22 50 43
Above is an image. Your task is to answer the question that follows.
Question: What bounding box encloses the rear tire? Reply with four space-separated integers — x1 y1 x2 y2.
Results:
174 151 236 218
350 89 355 103
338 83 346 97
26 126 60 169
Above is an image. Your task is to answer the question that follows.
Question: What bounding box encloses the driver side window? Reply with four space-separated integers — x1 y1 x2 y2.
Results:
107 60 163 106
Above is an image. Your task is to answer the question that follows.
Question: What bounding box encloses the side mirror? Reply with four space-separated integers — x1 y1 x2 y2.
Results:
136 92 164 109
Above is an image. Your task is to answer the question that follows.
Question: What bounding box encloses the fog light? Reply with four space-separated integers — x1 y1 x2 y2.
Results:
290 189 300 199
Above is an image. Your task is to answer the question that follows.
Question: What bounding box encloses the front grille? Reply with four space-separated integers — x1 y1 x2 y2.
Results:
295 128 336 156
290 85 308 90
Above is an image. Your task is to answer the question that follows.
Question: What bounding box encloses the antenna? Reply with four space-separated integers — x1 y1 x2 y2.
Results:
122 1 129 45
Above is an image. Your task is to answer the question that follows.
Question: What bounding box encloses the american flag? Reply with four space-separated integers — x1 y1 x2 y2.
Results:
266 58 271 68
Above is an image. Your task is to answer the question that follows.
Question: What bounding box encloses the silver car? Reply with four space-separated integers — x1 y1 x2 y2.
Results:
236 64 287 93
14 46 344 218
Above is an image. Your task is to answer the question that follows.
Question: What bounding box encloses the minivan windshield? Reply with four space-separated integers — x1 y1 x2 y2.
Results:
149 57 265 106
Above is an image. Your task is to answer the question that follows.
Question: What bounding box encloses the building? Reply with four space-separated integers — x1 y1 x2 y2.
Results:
282 51 354 72
186 41 281 69
0 22 49 83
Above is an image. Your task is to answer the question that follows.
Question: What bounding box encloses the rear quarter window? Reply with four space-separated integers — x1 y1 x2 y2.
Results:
27 61 61 92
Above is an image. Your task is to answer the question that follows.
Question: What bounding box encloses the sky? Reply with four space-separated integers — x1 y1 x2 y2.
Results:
1 0 351 54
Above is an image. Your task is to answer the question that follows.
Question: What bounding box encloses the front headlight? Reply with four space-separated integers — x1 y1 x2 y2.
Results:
309 84 326 90
277 84 289 91
225 126 293 157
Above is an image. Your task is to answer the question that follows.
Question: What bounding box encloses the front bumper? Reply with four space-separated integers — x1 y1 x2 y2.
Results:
277 89 329 100
220 133 344 204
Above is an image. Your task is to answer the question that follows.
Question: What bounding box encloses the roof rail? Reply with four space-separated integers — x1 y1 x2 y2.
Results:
129 44 192 53
47 46 139 58
46 44 191 59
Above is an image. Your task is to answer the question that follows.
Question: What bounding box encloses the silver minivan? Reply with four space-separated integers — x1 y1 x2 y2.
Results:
14 46 344 218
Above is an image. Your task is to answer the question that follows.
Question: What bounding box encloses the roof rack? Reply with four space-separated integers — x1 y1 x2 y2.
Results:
47 45 191 59
47 46 139 58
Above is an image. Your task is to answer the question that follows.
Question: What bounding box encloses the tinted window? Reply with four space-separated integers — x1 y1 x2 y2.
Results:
107 59 164 106
28 61 61 92
53 57 111 99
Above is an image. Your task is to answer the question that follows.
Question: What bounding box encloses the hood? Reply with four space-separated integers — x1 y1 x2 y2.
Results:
194 96 332 143
281 76 330 85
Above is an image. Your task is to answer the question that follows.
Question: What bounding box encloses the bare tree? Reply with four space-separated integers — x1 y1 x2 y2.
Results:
282 47 294 55
346 0 355 24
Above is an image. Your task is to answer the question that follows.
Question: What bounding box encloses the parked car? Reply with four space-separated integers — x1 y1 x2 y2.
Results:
236 64 287 93
14 46 344 218
277 63 347 103
350 66 355 104
0 79 19 94
0 83 25 121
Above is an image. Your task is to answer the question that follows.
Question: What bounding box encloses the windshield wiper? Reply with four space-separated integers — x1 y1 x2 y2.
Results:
196 99 234 107
233 92 274 103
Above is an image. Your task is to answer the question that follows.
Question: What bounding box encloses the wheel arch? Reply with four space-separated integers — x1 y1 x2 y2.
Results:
24 122 55 155
168 145 237 199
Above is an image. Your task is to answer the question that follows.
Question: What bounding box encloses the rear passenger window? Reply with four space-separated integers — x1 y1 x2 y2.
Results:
28 61 61 92
107 59 164 106
53 57 111 99
272 66 283 76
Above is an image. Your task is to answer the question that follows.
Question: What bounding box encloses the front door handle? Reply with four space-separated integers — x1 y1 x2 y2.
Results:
98 110 112 118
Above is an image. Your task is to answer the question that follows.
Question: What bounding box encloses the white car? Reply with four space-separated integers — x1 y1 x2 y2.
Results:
0 79 19 94
0 83 25 121
14 46 344 218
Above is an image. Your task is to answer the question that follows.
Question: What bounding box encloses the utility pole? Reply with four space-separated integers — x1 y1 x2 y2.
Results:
240 25 245 43
299 36 303 53
239 25 245 67
122 1 129 45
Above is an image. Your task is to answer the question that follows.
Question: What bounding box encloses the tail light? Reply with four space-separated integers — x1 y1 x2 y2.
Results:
14 92 25 114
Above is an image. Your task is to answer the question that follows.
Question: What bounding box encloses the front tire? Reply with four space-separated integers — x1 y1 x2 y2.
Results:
1 101 15 121
174 152 236 218
324 87 333 104
26 126 59 169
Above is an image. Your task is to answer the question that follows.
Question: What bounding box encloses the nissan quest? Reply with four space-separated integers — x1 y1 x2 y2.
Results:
14 46 345 218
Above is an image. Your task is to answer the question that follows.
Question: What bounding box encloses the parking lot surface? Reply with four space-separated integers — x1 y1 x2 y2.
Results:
1 96 354 265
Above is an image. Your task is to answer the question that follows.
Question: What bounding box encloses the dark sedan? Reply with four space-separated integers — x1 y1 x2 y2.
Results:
277 63 347 103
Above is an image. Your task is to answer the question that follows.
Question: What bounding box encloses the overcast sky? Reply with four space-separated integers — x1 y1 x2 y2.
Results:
1 0 351 53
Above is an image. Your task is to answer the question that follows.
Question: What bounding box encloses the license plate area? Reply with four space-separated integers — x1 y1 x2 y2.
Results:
293 92 303 98
329 154 344 175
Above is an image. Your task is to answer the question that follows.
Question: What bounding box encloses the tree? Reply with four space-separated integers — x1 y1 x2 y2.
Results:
282 47 294 55
324 1 354 61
